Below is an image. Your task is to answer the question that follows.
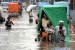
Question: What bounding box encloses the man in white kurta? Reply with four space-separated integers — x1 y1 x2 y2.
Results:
55 20 66 42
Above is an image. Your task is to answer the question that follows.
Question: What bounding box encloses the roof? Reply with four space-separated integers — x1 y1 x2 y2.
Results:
40 5 66 8
38 2 49 6
9 2 18 4
1 2 9 3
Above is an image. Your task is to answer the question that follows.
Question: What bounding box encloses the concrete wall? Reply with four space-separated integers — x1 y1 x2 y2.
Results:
70 10 75 21
73 0 75 10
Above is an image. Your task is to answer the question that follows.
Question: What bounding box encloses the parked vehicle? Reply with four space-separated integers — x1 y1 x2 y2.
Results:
8 2 22 17
1 2 9 12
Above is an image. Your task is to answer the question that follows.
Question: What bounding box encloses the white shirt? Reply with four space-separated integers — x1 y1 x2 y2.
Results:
55 26 66 36
45 26 55 34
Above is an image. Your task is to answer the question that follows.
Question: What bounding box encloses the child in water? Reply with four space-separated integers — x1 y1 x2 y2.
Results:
5 16 14 30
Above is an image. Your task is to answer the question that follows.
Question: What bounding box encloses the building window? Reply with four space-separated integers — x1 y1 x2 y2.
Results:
70 0 75 10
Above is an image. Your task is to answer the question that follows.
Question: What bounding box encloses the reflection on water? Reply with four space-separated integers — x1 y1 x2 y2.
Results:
0 21 70 50
40 41 48 50
39 41 70 50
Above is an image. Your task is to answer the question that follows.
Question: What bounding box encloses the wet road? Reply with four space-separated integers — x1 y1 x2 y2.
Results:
70 22 75 50
0 9 39 50
0 9 72 50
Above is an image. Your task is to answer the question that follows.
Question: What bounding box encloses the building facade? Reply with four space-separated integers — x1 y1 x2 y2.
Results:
70 0 75 10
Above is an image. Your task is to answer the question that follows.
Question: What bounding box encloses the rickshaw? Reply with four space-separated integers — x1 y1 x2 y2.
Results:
37 5 70 46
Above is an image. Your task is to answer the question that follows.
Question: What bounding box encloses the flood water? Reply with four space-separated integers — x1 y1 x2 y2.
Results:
0 9 71 50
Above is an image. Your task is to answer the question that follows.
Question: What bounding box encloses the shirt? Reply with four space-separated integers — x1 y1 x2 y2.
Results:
55 26 66 36
45 26 55 34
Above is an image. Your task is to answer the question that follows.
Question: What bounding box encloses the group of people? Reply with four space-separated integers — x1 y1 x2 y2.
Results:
36 20 66 43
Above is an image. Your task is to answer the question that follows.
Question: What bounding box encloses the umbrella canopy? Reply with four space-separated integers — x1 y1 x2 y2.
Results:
26 5 37 12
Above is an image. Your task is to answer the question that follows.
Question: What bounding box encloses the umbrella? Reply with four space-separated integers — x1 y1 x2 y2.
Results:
26 5 37 12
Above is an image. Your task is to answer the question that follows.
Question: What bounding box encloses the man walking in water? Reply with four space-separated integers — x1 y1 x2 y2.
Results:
5 16 14 30
55 20 66 42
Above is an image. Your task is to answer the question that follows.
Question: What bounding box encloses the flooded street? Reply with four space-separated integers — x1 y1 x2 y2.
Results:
0 9 72 50
0 9 39 50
